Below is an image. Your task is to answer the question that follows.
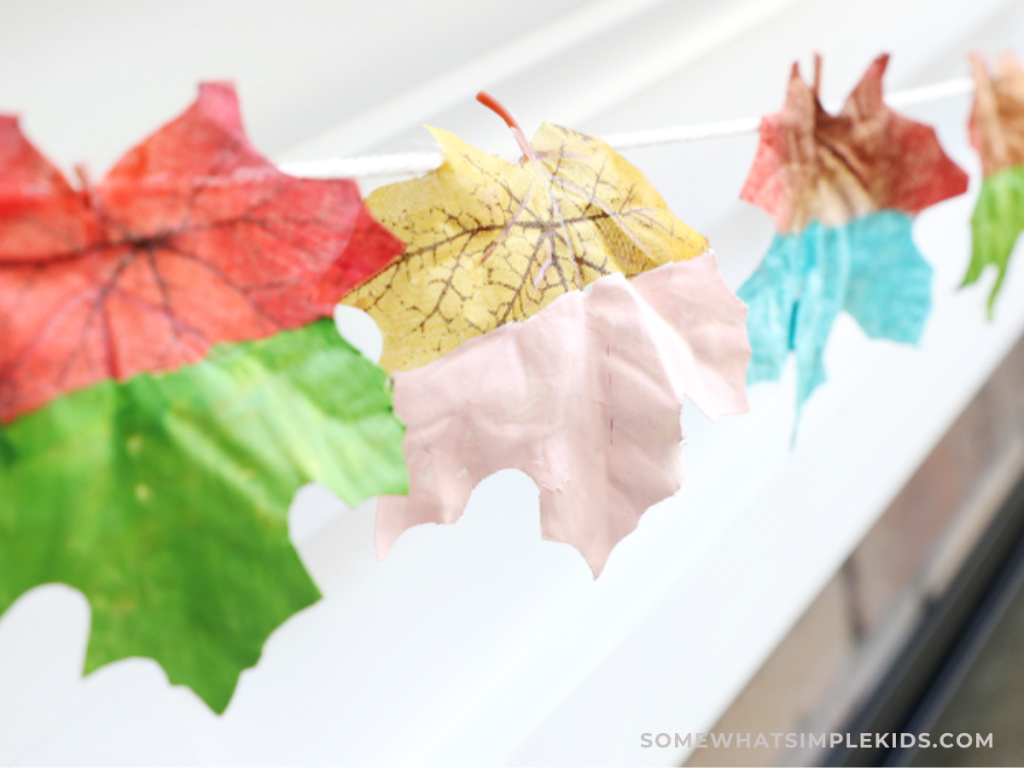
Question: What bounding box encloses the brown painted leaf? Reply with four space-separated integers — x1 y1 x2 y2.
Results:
741 54 968 234
0 82 402 422
343 118 708 371
969 51 1024 177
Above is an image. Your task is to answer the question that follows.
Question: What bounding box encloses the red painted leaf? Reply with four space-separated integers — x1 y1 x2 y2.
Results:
741 54 968 234
0 83 402 423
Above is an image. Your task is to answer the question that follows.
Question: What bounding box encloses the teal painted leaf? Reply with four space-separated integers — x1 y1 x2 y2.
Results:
0 319 408 712
963 165 1024 315
845 211 932 343
739 211 931 421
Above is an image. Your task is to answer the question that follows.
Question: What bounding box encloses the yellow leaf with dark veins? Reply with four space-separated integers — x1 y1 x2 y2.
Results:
343 120 708 371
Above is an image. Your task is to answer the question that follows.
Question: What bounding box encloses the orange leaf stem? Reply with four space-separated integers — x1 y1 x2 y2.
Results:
476 91 537 163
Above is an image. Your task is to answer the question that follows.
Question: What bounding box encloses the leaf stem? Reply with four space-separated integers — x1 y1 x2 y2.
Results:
476 91 537 163
74 163 101 212
73 163 91 191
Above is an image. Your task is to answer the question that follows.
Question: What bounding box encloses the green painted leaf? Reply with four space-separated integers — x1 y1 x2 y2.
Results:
964 164 1024 314
0 319 408 712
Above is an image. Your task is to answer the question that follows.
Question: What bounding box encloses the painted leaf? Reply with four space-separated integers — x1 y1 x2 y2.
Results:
0 320 408 713
963 52 1024 311
738 55 967 419
342 104 708 372
742 54 967 233
0 82 402 423
0 87 408 712
375 254 750 576
741 211 929 411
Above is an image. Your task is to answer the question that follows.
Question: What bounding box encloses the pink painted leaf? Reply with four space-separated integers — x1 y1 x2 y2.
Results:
376 253 750 575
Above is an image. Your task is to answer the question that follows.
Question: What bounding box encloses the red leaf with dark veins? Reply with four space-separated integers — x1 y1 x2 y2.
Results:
0 117 99 260
0 82 403 423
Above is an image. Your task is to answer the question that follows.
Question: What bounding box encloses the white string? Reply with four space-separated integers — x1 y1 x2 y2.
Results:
277 76 976 180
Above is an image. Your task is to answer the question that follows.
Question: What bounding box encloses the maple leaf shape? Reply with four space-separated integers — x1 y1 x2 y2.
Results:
742 54 967 233
0 82 402 423
737 55 967 421
374 254 750 576
0 321 408 713
963 52 1024 312
342 94 708 372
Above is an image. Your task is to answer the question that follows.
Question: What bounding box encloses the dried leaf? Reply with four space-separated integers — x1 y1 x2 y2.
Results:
0 82 402 422
738 56 966 420
375 254 749 575
0 321 408 713
343 119 708 372
963 53 1024 311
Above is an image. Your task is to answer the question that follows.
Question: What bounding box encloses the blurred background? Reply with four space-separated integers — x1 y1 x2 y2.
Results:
2 0 1024 765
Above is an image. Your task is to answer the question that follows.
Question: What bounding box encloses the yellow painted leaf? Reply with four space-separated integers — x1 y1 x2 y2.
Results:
344 105 708 371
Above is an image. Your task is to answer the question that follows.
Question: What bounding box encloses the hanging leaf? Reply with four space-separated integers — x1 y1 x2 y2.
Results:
0 321 408 713
375 254 749 576
0 85 409 713
342 93 708 372
0 82 403 423
963 52 1024 312
738 54 967 420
